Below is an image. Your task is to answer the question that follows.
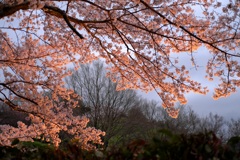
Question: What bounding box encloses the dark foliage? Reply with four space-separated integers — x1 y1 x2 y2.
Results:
1 130 240 160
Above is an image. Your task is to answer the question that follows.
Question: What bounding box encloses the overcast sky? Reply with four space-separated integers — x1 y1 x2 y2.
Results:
140 89 240 120
140 46 240 120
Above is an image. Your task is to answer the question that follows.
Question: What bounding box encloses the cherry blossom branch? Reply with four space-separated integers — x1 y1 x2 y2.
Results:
0 83 38 105
0 2 111 24
0 93 62 128
43 4 84 39
111 22 194 90
140 0 240 58
41 5 111 24
0 1 30 19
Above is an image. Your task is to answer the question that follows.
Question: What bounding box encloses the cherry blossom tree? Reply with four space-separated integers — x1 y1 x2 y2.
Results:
0 0 239 147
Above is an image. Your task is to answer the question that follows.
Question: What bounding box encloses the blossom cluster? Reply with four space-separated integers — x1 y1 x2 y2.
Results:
0 0 239 141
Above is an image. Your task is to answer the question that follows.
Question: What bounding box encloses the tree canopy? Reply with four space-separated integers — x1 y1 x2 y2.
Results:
0 0 239 146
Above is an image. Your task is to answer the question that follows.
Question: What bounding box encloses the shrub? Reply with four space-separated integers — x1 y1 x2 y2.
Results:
1 130 240 160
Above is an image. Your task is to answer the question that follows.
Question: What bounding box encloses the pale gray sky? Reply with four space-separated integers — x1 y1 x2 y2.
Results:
140 46 240 120
140 89 240 120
